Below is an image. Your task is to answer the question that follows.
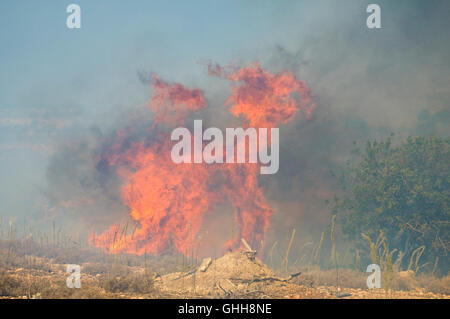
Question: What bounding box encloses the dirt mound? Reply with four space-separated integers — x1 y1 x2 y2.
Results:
155 251 301 297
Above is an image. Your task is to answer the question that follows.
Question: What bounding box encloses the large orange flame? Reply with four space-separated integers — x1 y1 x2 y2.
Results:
208 61 316 127
90 62 316 256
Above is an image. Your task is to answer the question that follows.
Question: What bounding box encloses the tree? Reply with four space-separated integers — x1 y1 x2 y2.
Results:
333 135 449 273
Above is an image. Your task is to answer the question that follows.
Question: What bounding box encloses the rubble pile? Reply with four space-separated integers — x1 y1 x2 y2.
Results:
155 250 301 297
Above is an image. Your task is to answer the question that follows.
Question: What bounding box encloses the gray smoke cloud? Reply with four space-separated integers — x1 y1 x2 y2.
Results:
39 0 450 252
255 0 450 249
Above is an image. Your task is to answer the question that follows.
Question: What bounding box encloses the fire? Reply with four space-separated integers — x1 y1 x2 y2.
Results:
91 62 316 256
149 74 206 126
92 142 217 255
208 61 316 127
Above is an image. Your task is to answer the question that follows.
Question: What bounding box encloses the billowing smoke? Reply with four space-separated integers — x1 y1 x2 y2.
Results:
41 0 450 260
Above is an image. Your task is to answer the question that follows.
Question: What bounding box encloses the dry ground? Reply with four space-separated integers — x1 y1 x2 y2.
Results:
0 246 448 299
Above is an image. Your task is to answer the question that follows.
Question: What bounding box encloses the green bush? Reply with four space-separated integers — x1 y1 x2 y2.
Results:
333 135 449 273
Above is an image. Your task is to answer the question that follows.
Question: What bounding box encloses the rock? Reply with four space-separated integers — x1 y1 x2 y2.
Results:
198 257 212 272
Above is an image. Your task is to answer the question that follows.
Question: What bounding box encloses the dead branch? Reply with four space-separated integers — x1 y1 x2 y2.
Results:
229 271 301 284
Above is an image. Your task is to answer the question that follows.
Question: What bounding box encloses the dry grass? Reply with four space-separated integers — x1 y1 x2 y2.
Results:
0 268 107 298
99 273 155 294
294 266 450 295
0 220 448 299
295 267 367 289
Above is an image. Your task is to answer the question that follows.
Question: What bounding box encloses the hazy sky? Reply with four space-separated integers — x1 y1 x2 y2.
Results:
0 1 449 235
